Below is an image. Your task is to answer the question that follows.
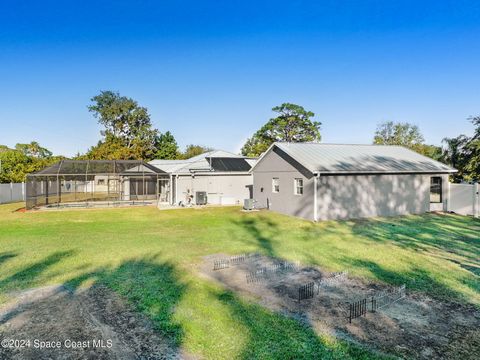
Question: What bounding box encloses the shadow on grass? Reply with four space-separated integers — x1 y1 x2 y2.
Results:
215 289 383 360
352 213 480 264
231 216 279 257
0 252 17 266
344 258 479 303
65 255 186 346
0 251 74 292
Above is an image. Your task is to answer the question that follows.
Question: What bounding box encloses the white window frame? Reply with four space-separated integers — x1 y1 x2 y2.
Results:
294 178 303 195
272 178 280 193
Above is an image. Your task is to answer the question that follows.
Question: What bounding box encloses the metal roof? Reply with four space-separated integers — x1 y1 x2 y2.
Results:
150 150 256 174
29 160 166 176
254 143 456 174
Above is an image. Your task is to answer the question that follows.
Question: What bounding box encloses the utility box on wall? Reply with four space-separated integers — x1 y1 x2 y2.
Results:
196 191 207 205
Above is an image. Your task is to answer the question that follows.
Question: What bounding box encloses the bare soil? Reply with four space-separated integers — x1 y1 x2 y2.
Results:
0 285 194 360
200 254 480 360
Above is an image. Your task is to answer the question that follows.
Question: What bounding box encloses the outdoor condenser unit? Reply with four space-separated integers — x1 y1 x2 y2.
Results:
196 191 207 205
244 199 254 210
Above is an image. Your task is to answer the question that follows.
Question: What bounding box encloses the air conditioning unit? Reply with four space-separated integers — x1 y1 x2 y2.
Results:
196 191 207 205
244 199 254 210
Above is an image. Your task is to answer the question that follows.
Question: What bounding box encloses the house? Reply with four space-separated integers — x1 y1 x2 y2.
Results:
150 150 256 206
250 143 456 221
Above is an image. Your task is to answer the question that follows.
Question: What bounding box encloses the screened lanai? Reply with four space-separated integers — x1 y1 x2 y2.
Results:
26 160 170 209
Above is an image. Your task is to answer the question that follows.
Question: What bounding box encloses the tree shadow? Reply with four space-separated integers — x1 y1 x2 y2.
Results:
231 216 279 257
65 255 186 346
0 252 17 266
351 213 480 265
214 289 380 360
344 258 475 302
0 255 187 358
0 250 75 293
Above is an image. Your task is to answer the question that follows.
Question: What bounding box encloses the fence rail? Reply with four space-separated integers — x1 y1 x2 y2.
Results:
213 253 260 271
0 182 25 204
246 261 299 283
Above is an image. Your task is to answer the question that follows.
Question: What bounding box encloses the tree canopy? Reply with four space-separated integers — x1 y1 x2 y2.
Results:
441 116 479 182
0 143 62 183
85 91 159 160
374 121 424 148
15 141 53 158
241 103 321 157
154 131 180 160
373 121 442 160
180 144 213 159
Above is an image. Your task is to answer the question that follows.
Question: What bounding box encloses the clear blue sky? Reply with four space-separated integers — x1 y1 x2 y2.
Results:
1 1 479 156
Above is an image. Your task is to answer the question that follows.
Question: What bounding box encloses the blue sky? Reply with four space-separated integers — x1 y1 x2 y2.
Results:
1 1 479 156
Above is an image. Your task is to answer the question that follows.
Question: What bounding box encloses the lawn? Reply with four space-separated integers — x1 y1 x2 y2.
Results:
0 203 478 359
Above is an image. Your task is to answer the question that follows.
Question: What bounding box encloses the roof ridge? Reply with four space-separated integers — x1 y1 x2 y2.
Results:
276 142 406 147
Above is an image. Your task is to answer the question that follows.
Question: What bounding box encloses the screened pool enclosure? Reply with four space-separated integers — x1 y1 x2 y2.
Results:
26 160 170 209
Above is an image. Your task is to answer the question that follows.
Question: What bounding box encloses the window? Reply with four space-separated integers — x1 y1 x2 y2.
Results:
294 178 303 195
97 179 105 185
430 177 442 203
272 178 279 193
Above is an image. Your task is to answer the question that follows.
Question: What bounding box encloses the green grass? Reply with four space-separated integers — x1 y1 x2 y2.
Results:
0 203 478 359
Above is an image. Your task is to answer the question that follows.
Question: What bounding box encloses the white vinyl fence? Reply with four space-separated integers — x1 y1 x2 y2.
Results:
0 182 26 204
448 183 479 217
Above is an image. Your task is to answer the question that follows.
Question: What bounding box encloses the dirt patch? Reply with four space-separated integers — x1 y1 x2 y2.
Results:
0 285 194 360
200 254 480 360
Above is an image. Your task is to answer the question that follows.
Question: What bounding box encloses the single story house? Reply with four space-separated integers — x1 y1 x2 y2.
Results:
150 150 256 206
250 142 457 221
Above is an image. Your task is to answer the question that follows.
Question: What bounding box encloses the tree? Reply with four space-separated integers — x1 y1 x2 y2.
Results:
86 91 158 160
241 103 321 157
373 121 424 148
14 141 53 158
441 135 470 182
440 116 480 182
0 147 62 183
464 116 480 181
0 145 11 153
372 121 447 159
180 144 212 159
154 131 179 160
80 135 136 161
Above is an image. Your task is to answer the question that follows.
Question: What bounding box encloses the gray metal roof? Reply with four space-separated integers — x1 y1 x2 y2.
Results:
260 143 456 174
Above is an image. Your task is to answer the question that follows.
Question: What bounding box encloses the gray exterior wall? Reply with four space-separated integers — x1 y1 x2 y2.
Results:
252 147 449 221
316 173 448 220
174 173 253 205
252 147 315 219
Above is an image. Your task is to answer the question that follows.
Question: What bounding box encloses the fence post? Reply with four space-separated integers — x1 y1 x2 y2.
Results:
22 182 26 201
474 183 479 218
10 182 13 203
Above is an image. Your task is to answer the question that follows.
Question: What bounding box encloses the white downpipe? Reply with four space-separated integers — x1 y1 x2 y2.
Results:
175 175 178 205
313 173 318 222
169 174 173 204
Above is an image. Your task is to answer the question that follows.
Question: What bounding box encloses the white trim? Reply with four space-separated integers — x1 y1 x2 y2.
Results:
293 178 303 196
272 177 280 193
248 143 277 173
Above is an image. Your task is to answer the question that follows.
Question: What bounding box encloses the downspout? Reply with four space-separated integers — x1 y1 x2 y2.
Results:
169 174 173 204
313 172 319 222
175 174 178 205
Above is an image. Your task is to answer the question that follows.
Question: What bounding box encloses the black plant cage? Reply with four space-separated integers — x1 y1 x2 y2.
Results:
25 160 169 209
